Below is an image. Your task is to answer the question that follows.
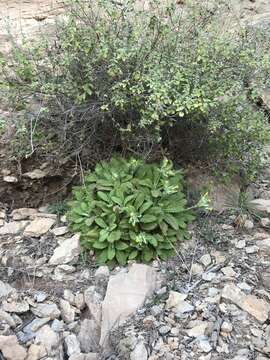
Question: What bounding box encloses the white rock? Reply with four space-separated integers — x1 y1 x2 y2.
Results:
222 284 270 323
49 234 81 265
94 266 110 279
0 310 16 327
75 293 85 310
235 240 246 249
78 319 100 353
23 169 47 179
221 321 233 333
3 175 18 183
0 210 6 219
249 199 270 215
64 334 81 357
130 341 148 360
166 291 187 309
200 254 212 267
256 238 270 255
59 299 75 324
51 226 69 236
191 263 204 275
245 245 259 254
11 208 38 220
197 338 212 353
202 272 216 282
26 344 46 360
24 218 56 237
84 286 102 325
0 281 16 300
0 221 28 235
0 335 27 360
35 325 59 353
2 300 29 313
260 218 270 228
244 219 254 230
31 303 60 319
221 267 237 277
186 322 208 337
100 264 157 346
175 301 194 314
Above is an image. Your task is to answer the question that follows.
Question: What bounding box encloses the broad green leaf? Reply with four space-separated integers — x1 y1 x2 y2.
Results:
115 241 129 250
111 196 122 206
142 248 154 262
108 230 121 243
115 251 128 265
85 216 95 226
141 222 157 231
129 249 139 260
99 229 109 242
92 241 107 249
97 249 108 264
95 217 107 228
164 214 179 230
107 246 116 260
139 201 153 214
141 214 157 223
134 193 145 210
148 236 158 247
97 191 110 203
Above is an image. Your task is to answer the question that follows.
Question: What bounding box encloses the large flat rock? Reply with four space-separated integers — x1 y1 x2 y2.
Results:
100 264 157 346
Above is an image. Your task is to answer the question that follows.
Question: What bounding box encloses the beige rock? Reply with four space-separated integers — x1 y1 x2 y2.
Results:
12 208 38 220
249 199 270 215
3 300 29 313
78 319 100 353
199 254 212 267
0 280 16 300
3 175 18 183
260 218 270 228
0 335 27 360
221 267 237 277
191 263 204 275
256 238 270 254
222 284 270 323
49 234 81 265
26 344 46 360
59 299 75 324
0 221 29 235
166 291 187 309
185 322 208 338
0 310 16 327
31 303 60 319
84 286 102 325
35 325 59 353
23 169 47 179
100 264 157 346
51 226 69 236
24 218 56 237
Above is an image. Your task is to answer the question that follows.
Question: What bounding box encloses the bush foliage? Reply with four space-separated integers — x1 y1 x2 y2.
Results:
1 0 270 177
67 158 195 265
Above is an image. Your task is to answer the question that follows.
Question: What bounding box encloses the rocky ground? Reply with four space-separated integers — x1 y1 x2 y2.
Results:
0 169 270 360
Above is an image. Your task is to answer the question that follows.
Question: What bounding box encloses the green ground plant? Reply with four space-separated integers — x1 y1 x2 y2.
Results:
67 157 196 265
0 0 270 179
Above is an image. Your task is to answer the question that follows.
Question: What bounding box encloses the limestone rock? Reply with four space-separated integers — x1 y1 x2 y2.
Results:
130 341 148 360
0 335 27 360
100 264 157 345
0 221 28 235
222 284 270 323
12 208 38 220
0 280 16 300
51 226 68 236
249 199 270 215
35 325 59 353
24 217 56 237
49 234 81 265
84 286 103 325
64 334 81 357
59 299 75 324
3 175 18 183
23 169 47 179
3 300 29 313
256 238 270 254
26 344 46 360
31 303 61 319
78 319 100 353
166 291 187 309
0 310 16 327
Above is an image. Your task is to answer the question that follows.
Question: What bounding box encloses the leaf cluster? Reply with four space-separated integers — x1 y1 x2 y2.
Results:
67 157 194 265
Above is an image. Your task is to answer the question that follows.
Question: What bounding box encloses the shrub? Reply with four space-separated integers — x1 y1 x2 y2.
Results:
1 0 270 178
67 157 195 265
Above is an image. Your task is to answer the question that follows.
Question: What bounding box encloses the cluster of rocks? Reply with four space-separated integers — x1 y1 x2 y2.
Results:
0 165 270 360
110 221 270 360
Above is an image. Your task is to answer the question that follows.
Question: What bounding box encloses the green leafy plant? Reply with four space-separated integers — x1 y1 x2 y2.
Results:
67 157 195 265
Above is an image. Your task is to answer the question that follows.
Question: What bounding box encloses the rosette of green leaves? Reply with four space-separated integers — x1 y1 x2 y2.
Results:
67 157 195 265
